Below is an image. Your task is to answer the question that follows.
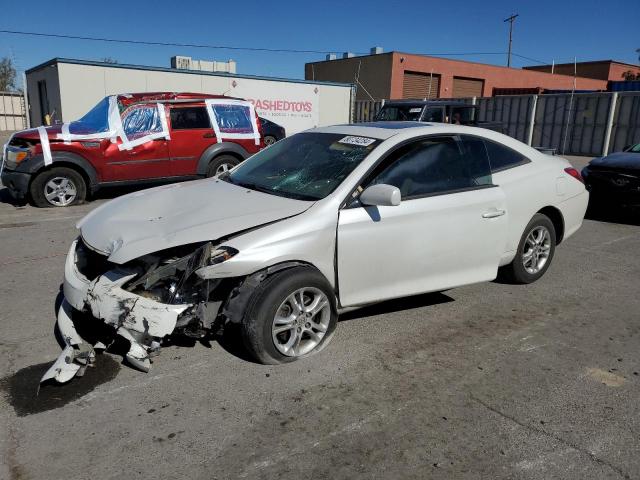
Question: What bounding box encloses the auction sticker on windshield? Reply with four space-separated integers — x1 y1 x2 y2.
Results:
338 136 377 147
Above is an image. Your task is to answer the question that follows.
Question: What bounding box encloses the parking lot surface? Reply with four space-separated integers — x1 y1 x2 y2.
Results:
1 167 639 479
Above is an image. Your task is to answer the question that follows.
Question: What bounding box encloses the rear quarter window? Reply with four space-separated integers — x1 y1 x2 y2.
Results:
484 139 530 172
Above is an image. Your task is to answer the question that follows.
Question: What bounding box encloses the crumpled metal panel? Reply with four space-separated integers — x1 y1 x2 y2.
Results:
86 269 189 337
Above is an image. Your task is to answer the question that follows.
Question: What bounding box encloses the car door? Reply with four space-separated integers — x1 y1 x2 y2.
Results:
336 135 508 307
103 104 171 181
167 105 216 176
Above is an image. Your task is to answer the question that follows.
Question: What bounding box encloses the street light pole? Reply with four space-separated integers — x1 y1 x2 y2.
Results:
504 14 519 68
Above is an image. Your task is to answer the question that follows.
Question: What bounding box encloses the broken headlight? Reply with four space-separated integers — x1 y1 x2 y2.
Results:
210 246 238 265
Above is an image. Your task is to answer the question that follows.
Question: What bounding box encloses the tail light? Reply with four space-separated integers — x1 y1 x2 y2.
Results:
564 167 584 184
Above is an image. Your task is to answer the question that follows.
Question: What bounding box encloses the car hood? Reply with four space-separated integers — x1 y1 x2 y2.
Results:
589 152 640 171
77 179 314 263
13 125 63 141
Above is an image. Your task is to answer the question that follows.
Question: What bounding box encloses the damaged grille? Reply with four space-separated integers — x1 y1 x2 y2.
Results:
75 238 115 280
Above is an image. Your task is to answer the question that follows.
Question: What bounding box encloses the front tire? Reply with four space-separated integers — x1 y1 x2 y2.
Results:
499 213 556 284
206 155 240 177
30 167 87 208
241 266 338 364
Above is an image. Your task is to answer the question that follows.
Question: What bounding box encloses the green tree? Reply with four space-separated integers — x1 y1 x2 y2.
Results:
0 56 17 91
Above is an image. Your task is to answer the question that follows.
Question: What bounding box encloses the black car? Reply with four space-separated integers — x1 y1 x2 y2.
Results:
373 100 503 133
582 143 640 206
259 117 286 146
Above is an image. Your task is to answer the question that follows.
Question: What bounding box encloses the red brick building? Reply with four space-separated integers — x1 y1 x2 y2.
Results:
305 51 609 100
523 60 640 82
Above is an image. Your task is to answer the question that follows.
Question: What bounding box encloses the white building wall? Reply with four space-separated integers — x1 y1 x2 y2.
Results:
52 62 352 134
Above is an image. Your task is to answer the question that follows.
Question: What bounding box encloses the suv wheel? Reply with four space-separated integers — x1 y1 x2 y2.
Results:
264 135 277 146
499 213 556 284
206 155 240 177
241 266 338 364
30 167 87 208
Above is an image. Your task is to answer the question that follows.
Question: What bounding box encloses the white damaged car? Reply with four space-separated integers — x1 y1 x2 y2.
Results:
43 122 589 383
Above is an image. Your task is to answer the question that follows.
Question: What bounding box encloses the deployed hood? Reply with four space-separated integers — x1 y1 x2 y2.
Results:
589 152 640 171
78 179 314 263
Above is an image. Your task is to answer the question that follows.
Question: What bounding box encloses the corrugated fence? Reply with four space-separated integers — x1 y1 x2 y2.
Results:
354 92 640 156
0 91 27 131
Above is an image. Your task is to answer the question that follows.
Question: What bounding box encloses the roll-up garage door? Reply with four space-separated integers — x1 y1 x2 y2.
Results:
452 77 484 98
403 72 440 99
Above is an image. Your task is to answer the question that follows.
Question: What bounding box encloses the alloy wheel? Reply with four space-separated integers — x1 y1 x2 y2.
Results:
215 163 233 176
522 226 551 274
44 177 78 206
271 287 331 357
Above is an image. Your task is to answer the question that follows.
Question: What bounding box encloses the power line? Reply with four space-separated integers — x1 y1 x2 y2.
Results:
0 29 350 55
0 29 547 65
511 53 549 65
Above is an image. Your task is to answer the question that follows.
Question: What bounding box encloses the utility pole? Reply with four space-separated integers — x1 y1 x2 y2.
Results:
504 14 519 68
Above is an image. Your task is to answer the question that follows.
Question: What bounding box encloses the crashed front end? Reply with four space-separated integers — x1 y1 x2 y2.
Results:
42 237 236 383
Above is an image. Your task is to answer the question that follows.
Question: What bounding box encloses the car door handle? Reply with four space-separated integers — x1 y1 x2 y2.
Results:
203 132 215 138
482 209 506 218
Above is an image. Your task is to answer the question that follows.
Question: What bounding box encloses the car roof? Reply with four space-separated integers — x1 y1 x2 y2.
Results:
118 92 242 106
312 122 496 140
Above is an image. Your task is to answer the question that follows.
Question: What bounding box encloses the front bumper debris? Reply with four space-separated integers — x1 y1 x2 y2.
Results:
41 240 191 384
40 299 97 384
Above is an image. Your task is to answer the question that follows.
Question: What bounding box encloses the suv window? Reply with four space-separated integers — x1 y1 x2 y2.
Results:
483 138 529 172
375 106 423 121
367 137 492 199
423 107 444 122
170 106 211 130
122 105 164 140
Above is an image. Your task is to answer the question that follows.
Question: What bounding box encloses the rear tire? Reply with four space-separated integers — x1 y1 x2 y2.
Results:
240 266 338 364
30 167 87 208
205 155 240 177
499 213 556 284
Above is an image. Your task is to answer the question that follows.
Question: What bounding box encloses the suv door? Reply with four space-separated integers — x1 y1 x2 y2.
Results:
103 104 171 181
336 136 508 307
167 105 215 176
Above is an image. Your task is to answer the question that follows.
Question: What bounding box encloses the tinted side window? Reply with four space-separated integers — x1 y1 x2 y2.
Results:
484 139 529 172
423 107 444 122
170 107 211 130
459 136 493 186
369 137 491 199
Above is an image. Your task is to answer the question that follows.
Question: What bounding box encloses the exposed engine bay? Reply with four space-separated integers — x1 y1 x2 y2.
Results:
41 238 243 384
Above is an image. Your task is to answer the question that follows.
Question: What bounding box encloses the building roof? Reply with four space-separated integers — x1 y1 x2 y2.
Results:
26 57 355 88
525 59 640 69
306 51 603 81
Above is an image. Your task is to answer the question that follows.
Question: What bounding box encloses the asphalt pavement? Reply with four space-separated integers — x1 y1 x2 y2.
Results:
1 165 639 479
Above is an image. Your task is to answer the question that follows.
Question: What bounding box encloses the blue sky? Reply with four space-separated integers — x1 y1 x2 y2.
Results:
1 0 639 86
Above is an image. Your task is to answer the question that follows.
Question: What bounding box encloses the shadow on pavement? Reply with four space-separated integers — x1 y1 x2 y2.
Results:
0 354 121 417
339 291 454 322
0 187 28 207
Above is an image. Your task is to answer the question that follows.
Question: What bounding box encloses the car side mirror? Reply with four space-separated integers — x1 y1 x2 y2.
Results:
359 184 401 207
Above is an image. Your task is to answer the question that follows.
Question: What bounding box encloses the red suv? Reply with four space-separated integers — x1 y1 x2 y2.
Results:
1 92 264 207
